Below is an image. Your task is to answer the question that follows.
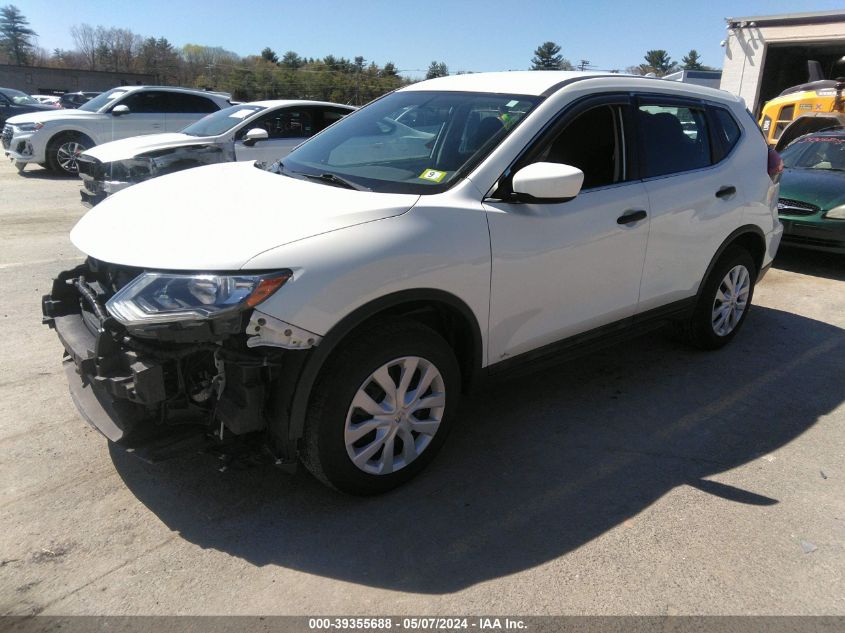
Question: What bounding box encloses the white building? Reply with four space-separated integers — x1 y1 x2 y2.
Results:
719 10 845 115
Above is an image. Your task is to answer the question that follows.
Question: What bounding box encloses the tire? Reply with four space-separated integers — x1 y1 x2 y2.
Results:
46 133 91 175
301 319 461 495
672 246 757 350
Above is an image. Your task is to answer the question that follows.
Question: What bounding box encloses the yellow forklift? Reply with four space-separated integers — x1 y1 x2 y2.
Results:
759 60 845 151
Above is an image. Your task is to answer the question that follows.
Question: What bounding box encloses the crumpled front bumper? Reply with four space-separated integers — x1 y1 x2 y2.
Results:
43 272 177 447
42 262 310 465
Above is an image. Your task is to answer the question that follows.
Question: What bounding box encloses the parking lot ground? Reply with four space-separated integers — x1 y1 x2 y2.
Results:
0 160 843 616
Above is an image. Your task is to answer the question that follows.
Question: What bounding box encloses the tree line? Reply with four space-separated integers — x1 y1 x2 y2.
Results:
530 41 715 75
0 5 409 103
1 5 718 104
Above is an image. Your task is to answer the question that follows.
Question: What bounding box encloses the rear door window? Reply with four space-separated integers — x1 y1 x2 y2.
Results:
166 92 219 114
120 91 169 114
637 102 711 177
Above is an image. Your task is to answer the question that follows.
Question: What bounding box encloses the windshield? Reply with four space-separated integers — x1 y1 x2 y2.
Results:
781 136 845 171
280 90 542 194
1 89 38 106
79 88 129 112
182 104 266 136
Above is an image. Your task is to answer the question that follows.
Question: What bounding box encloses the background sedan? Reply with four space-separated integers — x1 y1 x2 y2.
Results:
77 99 354 205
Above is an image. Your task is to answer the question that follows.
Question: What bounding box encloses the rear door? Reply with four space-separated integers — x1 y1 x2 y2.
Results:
634 95 745 312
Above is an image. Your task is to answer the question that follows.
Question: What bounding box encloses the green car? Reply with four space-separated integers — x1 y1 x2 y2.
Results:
777 130 845 253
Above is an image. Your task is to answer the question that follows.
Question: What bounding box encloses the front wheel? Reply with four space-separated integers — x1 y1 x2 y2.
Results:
46 133 91 175
301 320 461 495
672 246 757 350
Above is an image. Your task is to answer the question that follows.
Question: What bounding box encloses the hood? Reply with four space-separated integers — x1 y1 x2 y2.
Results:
71 161 419 270
6 108 99 125
779 168 845 211
4 103 56 117
82 133 214 163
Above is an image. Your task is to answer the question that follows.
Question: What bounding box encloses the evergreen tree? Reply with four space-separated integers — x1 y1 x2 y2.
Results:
0 4 37 65
425 61 448 79
682 49 704 70
531 41 572 70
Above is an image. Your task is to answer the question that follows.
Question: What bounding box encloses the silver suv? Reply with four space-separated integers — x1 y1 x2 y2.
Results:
3 86 231 174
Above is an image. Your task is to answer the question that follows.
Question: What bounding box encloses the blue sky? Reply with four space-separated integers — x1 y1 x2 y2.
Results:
17 0 845 78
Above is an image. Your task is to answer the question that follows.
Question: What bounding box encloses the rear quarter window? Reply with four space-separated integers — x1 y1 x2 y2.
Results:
711 107 742 157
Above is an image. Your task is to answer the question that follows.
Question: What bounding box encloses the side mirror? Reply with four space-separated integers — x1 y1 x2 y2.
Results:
242 128 269 146
111 105 130 116
511 162 584 202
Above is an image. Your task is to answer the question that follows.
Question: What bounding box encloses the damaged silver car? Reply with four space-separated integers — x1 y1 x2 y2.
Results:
76 100 354 205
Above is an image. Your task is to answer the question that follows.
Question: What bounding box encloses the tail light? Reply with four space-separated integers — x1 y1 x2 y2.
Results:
767 147 783 183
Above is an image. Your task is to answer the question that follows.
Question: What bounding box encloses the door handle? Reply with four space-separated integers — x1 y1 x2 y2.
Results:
715 185 736 199
617 209 648 225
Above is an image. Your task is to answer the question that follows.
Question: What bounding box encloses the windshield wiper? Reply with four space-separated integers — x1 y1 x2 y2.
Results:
293 171 370 191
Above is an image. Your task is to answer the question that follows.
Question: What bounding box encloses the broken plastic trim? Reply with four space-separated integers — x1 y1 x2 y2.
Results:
245 310 323 350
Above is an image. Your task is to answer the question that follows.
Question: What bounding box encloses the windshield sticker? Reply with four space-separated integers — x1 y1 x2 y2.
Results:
419 168 447 183
228 109 255 119
506 100 519 107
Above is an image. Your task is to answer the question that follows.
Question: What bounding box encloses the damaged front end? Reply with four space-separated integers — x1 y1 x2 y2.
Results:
42 258 315 466
78 144 229 207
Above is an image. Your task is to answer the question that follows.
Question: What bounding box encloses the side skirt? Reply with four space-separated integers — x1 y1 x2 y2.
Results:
484 297 696 380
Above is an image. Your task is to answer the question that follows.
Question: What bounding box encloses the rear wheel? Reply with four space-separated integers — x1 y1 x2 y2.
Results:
301 320 460 495
672 246 757 350
46 133 91 175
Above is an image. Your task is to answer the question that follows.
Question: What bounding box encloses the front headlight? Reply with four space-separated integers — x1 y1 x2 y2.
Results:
824 204 845 220
14 122 43 132
106 270 291 327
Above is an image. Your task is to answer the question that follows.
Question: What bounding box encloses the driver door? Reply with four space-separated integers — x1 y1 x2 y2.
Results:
234 107 316 162
484 96 650 363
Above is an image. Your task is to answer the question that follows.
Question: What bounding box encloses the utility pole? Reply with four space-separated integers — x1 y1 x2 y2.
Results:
578 59 591 72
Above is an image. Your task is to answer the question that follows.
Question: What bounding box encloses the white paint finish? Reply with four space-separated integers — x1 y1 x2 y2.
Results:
245 179 491 365
233 136 303 163
66 74 780 371
637 101 779 310
485 182 650 360
70 161 420 271
82 133 207 162
511 162 584 199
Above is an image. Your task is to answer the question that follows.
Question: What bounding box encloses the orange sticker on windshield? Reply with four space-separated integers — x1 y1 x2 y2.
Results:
419 168 447 183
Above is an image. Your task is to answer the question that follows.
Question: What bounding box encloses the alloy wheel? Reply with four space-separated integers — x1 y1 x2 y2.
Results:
56 141 86 174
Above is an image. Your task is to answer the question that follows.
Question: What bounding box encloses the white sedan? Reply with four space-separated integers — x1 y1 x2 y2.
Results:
76 99 355 205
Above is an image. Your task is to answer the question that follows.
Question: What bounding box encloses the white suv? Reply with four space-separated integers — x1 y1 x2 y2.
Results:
3 86 231 174
42 71 783 494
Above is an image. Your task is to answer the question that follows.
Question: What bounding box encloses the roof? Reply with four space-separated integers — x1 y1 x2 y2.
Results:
401 71 608 96
400 70 741 103
246 99 355 109
726 10 845 28
110 85 232 100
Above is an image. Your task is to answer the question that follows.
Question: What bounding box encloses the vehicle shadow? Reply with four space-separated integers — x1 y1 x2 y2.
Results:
17 166 76 180
774 246 845 282
111 306 845 594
